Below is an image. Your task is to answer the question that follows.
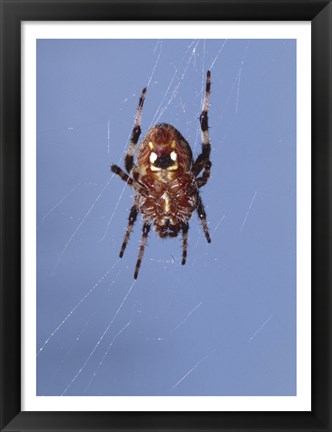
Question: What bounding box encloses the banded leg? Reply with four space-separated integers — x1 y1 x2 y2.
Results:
125 87 147 174
111 164 147 196
111 164 133 186
193 70 211 177
119 205 138 258
134 223 151 279
196 160 212 188
181 222 189 265
196 195 211 243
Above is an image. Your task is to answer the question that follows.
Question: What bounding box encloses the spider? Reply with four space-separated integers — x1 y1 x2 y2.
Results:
111 71 212 279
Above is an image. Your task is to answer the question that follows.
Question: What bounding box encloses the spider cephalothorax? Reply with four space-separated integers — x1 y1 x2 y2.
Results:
111 71 212 279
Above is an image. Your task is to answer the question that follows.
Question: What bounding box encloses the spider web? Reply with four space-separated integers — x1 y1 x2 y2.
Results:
35 38 296 399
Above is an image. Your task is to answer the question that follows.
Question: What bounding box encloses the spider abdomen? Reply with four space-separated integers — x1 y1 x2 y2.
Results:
137 174 198 238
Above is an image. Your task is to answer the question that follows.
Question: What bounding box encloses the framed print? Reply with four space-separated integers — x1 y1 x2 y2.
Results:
0 0 331 431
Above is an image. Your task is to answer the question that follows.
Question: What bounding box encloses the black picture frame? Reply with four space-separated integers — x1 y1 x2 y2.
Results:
0 0 331 431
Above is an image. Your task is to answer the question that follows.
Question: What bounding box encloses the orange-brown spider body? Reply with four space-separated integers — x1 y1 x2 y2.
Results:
135 124 197 238
111 71 212 278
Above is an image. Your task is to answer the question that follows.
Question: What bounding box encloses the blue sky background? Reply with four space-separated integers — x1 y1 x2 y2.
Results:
36 39 296 396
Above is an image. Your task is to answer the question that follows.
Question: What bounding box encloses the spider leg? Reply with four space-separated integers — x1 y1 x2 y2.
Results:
125 87 147 174
196 160 212 188
134 222 151 279
119 205 138 258
181 222 189 265
111 164 133 186
193 70 211 178
111 164 148 197
196 194 211 243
